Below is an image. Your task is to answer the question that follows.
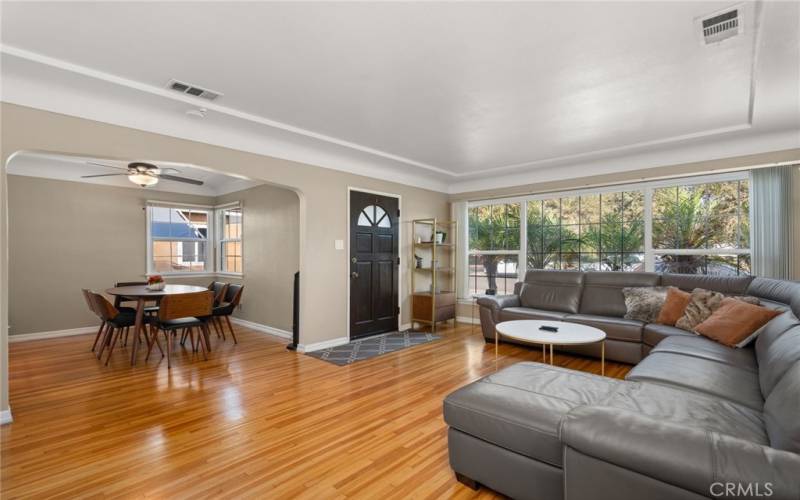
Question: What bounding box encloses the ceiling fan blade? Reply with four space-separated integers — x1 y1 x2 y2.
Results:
81 173 128 178
86 161 128 171
158 173 204 186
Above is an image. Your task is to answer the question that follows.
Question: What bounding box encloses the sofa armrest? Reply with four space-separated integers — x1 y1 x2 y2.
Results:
561 406 800 500
476 294 520 319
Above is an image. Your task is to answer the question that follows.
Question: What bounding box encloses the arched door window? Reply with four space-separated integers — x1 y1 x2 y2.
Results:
357 205 391 228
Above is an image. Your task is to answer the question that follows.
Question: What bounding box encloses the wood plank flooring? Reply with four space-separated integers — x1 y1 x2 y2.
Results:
1 322 631 499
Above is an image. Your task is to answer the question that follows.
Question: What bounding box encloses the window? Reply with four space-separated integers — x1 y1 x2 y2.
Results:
147 201 244 275
149 206 210 273
462 173 751 297
526 191 644 271
219 205 243 273
652 179 750 276
358 205 392 228
467 203 520 295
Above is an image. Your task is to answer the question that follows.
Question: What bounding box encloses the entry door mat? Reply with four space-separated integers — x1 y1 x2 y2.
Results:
306 331 441 365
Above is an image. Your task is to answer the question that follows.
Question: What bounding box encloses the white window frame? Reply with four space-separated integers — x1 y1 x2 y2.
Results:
216 201 244 277
146 202 213 276
460 171 751 298
145 200 244 277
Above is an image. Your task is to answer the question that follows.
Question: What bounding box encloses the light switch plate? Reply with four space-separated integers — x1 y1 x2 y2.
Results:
334 239 344 250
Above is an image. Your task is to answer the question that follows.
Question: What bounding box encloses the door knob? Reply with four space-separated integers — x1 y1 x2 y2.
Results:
351 272 359 279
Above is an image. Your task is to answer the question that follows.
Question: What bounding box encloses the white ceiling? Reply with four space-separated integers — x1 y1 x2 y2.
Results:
1 2 798 193
6 151 262 197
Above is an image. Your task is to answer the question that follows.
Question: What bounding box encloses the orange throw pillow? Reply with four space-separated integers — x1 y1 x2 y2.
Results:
694 298 781 347
656 288 691 326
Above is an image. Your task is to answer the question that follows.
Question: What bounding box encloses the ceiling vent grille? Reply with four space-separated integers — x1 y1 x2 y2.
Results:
167 79 223 101
700 8 740 44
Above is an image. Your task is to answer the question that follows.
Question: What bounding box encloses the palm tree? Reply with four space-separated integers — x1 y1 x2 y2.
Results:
469 205 520 291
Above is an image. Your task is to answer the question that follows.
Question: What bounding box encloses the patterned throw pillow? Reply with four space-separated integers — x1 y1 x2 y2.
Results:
675 288 761 332
622 286 671 322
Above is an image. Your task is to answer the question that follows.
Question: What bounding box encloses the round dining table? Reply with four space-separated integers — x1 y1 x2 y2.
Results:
106 284 209 365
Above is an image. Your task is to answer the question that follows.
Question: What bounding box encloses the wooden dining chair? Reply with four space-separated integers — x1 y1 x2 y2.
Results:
146 291 213 369
114 281 159 346
82 288 107 353
210 284 244 344
207 281 229 307
88 291 153 366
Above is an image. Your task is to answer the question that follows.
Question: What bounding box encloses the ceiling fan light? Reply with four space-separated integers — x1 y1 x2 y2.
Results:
128 173 158 187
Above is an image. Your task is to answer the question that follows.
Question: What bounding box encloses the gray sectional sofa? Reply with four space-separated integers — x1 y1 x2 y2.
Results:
445 271 800 499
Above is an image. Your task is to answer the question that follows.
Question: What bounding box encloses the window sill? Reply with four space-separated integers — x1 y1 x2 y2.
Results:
150 272 216 278
146 271 244 279
216 272 244 278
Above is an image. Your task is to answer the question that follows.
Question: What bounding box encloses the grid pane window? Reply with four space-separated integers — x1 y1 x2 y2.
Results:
526 191 645 272
468 203 520 295
220 206 243 273
652 179 750 276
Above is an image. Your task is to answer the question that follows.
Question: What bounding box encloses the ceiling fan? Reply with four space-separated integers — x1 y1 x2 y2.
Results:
81 161 203 188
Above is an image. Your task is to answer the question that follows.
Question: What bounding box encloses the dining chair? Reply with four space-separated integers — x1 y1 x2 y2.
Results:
211 284 244 344
146 290 213 369
82 288 107 353
88 291 152 366
114 281 159 345
207 281 229 306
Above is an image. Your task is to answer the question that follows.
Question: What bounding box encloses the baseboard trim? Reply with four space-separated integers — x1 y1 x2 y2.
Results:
400 323 412 331
298 336 350 353
8 326 97 342
229 317 291 340
1 409 13 425
456 316 481 325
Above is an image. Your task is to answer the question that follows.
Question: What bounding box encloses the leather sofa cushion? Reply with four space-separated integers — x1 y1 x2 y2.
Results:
642 323 695 347
694 298 781 347
756 325 800 398
747 277 800 306
499 307 568 322
519 270 584 313
763 361 800 453
443 362 620 467
601 380 768 445
579 272 660 317
626 351 764 411
651 335 758 373
565 314 644 343
661 274 754 295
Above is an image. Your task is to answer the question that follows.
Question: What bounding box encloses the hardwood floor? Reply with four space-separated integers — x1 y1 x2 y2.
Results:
1 322 631 499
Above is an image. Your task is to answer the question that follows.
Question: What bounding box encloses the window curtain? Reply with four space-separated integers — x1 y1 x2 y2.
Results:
451 200 469 298
751 165 796 279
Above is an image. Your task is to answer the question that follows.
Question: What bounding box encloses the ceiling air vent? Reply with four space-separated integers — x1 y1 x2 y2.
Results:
167 79 223 101
699 7 741 44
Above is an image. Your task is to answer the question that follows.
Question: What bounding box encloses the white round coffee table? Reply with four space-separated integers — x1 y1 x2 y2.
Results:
495 320 607 375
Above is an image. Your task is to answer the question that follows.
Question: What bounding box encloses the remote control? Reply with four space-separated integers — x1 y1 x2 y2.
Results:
539 325 559 332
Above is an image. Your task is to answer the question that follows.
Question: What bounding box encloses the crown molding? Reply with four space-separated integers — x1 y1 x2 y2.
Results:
2 45 796 196
0 46 452 192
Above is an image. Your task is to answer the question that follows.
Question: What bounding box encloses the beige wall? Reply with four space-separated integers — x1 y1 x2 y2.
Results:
0 102 449 339
216 184 300 332
5 175 301 336
6 175 215 335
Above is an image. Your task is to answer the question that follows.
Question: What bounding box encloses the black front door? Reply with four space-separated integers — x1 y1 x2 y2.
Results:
350 191 399 339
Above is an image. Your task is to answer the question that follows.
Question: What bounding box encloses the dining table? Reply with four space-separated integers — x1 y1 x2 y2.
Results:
106 284 210 365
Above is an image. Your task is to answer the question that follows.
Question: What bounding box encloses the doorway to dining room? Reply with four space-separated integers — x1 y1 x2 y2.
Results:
3 151 300 349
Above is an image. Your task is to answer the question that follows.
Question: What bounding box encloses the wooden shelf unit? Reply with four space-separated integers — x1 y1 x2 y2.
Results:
411 218 457 332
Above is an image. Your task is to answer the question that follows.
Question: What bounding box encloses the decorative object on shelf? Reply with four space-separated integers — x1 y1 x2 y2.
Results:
146 274 165 291
411 218 458 332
